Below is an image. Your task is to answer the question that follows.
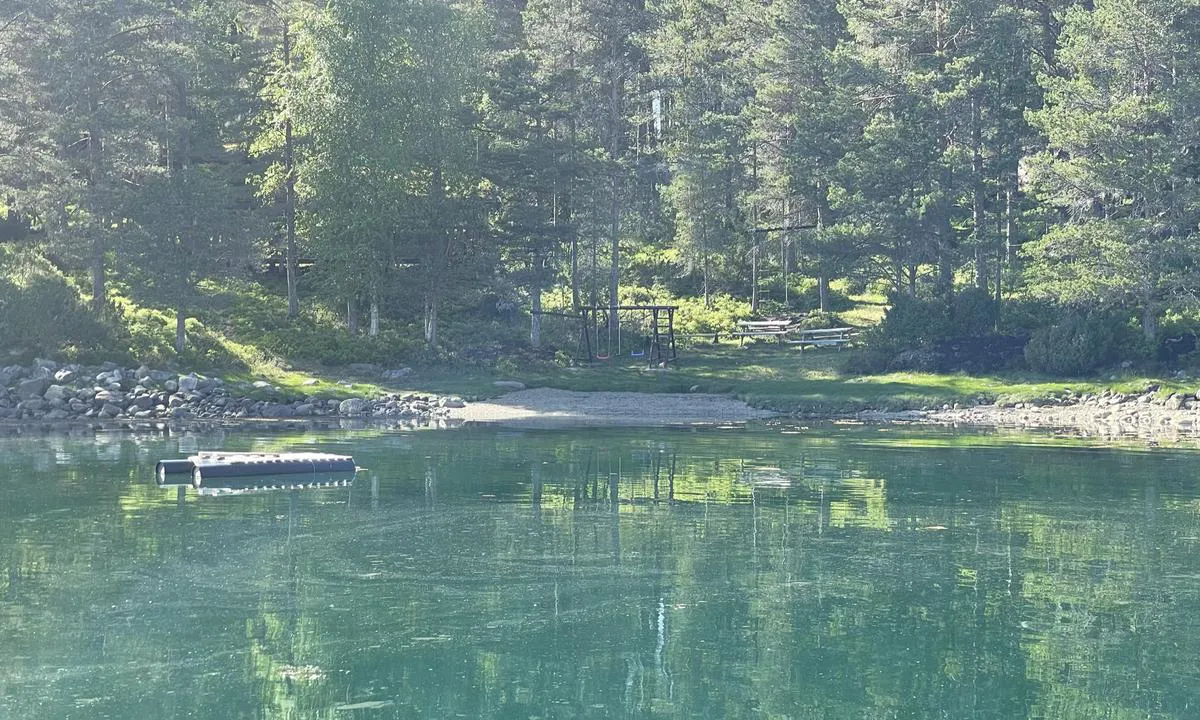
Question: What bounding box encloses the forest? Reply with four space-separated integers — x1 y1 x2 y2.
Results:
0 0 1198 376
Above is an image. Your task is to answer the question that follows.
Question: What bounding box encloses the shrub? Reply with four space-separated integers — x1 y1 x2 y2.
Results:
0 247 115 360
1024 313 1115 376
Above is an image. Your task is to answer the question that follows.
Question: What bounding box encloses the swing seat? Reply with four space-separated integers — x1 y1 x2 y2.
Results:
630 349 645 357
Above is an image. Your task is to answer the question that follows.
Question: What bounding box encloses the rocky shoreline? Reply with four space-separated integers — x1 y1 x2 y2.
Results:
6 359 1200 442
920 387 1200 442
0 360 465 432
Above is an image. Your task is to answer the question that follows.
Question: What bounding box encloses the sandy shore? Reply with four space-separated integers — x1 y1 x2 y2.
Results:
449 387 1200 443
446 388 777 428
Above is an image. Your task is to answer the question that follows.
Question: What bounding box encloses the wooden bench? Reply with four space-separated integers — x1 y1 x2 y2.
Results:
788 327 855 351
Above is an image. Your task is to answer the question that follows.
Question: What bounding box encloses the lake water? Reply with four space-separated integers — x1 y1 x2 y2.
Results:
2 423 1200 718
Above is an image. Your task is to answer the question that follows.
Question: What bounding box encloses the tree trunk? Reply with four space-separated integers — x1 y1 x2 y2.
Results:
424 294 439 346
175 305 186 355
530 281 542 348
971 92 987 292
91 238 105 311
750 243 758 313
1141 296 1159 344
347 299 359 334
818 276 829 313
368 295 379 337
607 58 621 354
283 18 299 318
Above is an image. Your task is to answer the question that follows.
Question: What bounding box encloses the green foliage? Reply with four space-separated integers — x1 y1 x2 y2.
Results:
793 312 842 331
1023 313 1116 376
0 247 110 360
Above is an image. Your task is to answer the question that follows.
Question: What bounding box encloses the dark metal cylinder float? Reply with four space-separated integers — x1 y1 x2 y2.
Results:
155 459 196 485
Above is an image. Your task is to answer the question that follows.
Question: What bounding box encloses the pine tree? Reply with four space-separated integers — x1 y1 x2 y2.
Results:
1024 0 1200 343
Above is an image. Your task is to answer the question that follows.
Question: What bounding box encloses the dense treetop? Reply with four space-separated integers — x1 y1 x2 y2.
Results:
0 0 1198 369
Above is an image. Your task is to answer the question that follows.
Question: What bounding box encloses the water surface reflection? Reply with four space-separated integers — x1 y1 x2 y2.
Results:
2 425 1199 718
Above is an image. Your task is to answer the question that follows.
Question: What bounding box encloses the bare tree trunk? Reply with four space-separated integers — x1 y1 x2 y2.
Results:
91 238 105 311
424 294 439 346
818 276 829 313
607 59 621 352
971 92 987 291
347 298 359 334
751 243 758 313
369 295 379 337
175 305 186 354
283 18 299 318
530 280 542 348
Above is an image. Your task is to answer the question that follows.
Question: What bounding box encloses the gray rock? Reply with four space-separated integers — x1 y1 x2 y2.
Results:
178 374 199 393
493 380 526 391
95 390 126 406
265 404 294 418
293 403 315 416
100 403 122 418
164 380 178 393
18 398 47 413
33 357 58 372
44 408 70 420
381 367 414 380
42 384 71 403
338 398 369 415
439 397 466 409
128 395 155 411
252 380 273 389
302 378 319 386
0 364 27 386
16 376 51 399
1166 394 1186 410
54 368 77 384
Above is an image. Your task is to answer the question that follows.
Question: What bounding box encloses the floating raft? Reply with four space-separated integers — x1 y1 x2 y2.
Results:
194 475 355 496
156 451 356 487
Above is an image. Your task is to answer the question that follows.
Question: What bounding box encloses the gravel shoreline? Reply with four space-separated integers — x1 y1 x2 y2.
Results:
445 388 778 428
6 359 1200 442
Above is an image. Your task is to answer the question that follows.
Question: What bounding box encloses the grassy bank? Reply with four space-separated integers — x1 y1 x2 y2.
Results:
413 342 1193 415
3 244 1192 414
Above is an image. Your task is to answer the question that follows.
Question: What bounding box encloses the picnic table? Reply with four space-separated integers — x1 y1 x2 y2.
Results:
728 320 856 350
788 326 855 351
730 319 797 344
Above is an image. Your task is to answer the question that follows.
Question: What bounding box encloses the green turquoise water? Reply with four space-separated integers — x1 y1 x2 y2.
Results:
3 424 1200 718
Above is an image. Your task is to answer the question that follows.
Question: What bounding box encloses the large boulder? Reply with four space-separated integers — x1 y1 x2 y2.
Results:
0 365 26 386
338 398 369 415
95 389 126 406
16 376 51 399
42 384 71 403
177 374 199 393
17 398 47 414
